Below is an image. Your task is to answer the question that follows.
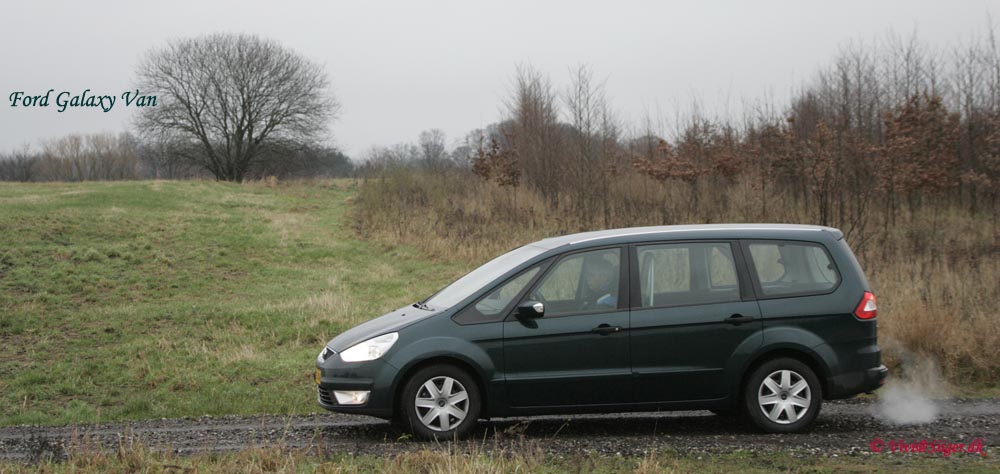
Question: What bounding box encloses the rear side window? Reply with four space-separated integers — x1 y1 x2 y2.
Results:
747 241 840 297
637 242 741 308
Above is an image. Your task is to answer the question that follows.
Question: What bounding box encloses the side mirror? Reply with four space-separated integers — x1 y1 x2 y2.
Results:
516 300 545 319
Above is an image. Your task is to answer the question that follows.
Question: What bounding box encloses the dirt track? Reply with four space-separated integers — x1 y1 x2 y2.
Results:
1 398 996 463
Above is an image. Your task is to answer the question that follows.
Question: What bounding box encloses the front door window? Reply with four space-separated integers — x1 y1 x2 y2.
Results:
528 248 621 316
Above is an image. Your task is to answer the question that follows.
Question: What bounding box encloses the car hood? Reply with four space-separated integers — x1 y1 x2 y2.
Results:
326 305 439 352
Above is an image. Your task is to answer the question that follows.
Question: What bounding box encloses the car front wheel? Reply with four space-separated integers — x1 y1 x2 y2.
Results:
743 358 822 433
401 364 481 440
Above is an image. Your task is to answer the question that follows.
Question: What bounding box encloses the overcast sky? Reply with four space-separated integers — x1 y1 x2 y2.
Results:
1 0 995 156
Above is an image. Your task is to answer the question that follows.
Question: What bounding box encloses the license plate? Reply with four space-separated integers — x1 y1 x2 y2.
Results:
315 369 322 385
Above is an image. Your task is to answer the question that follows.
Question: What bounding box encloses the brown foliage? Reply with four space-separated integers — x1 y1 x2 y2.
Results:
881 93 961 197
633 139 701 183
471 135 520 187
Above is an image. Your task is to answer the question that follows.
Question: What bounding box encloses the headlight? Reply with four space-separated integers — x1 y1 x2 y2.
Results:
339 332 399 362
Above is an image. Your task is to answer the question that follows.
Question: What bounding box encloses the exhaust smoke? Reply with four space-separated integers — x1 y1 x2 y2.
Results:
873 338 951 425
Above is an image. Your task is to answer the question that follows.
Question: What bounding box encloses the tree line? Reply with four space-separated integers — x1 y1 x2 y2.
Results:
0 133 353 182
359 29 1000 239
454 30 1000 238
4 27 1000 222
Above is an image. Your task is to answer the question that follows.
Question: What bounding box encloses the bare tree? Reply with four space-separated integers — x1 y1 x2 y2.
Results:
35 133 140 181
503 64 563 202
135 33 339 182
0 146 37 182
137 131 202 179
417 129 449 171
564 65 621 224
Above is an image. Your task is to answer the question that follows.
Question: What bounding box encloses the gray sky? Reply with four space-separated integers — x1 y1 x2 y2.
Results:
1 0 995 156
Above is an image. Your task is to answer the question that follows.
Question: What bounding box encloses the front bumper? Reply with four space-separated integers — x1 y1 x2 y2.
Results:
316 356 397 419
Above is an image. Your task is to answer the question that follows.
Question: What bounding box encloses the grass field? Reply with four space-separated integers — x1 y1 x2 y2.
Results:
0 180 463 426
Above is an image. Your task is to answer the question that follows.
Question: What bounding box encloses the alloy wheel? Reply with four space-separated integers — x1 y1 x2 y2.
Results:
757 369 811 424
413 376 469 432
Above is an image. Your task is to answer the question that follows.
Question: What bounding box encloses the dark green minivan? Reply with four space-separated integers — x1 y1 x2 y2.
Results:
315 224 887 439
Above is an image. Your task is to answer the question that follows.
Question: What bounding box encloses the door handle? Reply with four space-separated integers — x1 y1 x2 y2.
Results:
725 313 755 325
591 324 623 335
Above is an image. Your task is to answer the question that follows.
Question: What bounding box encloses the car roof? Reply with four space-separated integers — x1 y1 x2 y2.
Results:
530 224 843 250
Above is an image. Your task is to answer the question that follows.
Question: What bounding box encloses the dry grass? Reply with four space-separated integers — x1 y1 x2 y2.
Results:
355 170 1000 386
2 440 989 473
1 437 549 474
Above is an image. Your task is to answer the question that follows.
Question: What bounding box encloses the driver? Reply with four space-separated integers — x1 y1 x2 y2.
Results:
584 259 618 309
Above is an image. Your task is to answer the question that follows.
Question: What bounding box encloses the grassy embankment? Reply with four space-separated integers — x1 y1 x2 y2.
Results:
0 180 462 426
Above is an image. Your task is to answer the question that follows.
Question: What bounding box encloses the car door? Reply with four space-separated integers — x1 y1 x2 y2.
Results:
503 246 631 407
629 241 763 403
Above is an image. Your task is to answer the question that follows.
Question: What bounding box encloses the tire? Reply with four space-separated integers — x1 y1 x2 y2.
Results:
743 358 822 433
400 364 481 440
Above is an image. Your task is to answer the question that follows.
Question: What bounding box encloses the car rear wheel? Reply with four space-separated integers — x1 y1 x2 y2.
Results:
401 364 481 440
743 358 822 433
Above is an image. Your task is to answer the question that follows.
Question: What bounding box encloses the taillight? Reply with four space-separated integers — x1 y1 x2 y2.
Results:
854 291 878 320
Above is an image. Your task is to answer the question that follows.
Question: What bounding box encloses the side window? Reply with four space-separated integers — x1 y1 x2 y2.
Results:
747 241 840 297
708 245 738 288
528 248 620 316
454 266 540 324
637 242 741 308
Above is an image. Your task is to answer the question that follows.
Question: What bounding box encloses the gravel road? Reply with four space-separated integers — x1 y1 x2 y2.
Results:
1 398 996 463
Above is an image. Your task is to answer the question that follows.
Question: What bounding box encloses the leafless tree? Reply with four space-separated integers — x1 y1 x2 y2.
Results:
35 133 140 181
503 64 563 202
417 129 450 171
135 33 339 182
137 131 203 179
564 65 621 224
0 146 37 182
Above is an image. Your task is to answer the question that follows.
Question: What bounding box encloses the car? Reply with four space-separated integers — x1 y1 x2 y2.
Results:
315 224 887 439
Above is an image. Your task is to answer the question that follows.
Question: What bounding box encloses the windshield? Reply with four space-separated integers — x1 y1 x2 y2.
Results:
424 245 546 309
